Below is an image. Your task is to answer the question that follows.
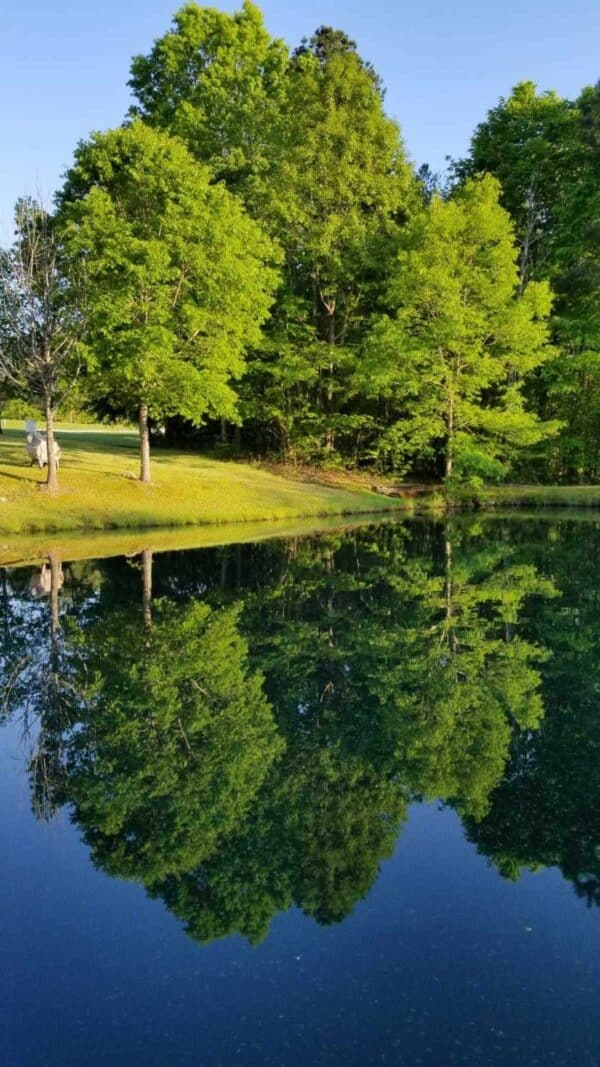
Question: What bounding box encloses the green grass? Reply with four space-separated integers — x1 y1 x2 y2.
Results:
483 484 600 508
0 424 404 541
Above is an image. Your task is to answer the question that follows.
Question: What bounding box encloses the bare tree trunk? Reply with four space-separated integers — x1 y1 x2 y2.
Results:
139 403 151 484
48 551 61 644
326 310 335 454
142 549 153 629
445 392 454 489
444 531 452 624
518 182 538 293
444 526 458 655
45 402 58 492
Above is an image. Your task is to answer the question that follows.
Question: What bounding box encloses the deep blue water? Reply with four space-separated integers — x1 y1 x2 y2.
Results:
1 517 600 1066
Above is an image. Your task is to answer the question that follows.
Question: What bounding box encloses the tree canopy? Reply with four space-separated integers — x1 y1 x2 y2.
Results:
61 120 279 480
3 2 598 489
361 176 557 493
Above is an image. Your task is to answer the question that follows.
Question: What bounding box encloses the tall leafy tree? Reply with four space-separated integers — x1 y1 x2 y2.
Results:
242 26 416 460
542 83 600 478
456 80 600 481
128 9 417 463
128 1 288 200
60 121 279 482
454 82 580 284
361 176 556 493
466 518 600 906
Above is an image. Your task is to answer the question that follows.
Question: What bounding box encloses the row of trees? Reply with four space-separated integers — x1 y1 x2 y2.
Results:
0 2 598 491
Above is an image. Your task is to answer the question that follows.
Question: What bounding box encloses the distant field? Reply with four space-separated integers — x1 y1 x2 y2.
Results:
0 424 404 539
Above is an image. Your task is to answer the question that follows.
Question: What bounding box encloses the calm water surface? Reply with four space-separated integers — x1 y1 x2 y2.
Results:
1 516 600 1066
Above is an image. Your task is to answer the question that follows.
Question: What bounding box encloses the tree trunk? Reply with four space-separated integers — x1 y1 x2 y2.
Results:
444 527 458 656
142 549 153 630
444 531 452 624
45 402 58 492
445 392 454 488
326 310 335 453
49 551 61 641
139 403 151 484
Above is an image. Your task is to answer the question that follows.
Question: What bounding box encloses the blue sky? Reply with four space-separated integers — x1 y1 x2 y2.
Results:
1 0 598 237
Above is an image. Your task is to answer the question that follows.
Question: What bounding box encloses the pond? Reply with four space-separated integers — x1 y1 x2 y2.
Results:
1 515 600 1066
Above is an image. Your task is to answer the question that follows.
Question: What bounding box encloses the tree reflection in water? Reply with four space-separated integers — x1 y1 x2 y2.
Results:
7 517 598 945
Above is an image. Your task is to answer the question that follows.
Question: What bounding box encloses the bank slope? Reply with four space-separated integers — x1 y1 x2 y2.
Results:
0 427 403 535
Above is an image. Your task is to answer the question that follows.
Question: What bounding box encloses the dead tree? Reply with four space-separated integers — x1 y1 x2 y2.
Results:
0 198 85 491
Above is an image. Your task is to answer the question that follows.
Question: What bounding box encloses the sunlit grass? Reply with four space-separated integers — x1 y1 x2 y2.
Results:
0 424 403 538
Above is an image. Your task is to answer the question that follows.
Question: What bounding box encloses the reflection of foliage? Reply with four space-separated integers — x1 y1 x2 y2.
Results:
158 748 407 945
392 545 555 819
242 524 554 820
60 599 282 884
0 519 559 946
466 521 600 904
150 521 554 946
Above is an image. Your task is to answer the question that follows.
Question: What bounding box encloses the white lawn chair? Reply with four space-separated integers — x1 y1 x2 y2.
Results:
24 421 61 470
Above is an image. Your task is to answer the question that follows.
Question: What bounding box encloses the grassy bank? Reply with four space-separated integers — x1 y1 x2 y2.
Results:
483 484 600 508
0 425 405 537
0 513 404 569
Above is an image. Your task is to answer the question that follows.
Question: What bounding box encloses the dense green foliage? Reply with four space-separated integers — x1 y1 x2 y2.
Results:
60 121 278 480
119 2 598 489
456 80 600 482
361 176 556 491
2 2 597 491
9 514 600 940
1 519 566 944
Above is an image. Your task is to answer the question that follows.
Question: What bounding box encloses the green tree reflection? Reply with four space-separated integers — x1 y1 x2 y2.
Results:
465 520 600 905
60 575 283 883
147 521 554 944
0 521 558 944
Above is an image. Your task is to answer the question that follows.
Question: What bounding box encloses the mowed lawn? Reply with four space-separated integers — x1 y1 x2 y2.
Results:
0 424 400 536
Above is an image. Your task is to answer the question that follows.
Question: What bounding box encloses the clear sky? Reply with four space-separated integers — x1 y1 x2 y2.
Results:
1 0 598 237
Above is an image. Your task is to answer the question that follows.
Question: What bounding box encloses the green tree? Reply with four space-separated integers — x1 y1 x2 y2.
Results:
241 520 554 820
455 80 600 482
454 82 580 284
61 121 279 482
129 9 416 464
542 83 600 479
465 518 600 905
155 747 407 946
129 1 289 200
242 26 416 461
361 176 556 493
